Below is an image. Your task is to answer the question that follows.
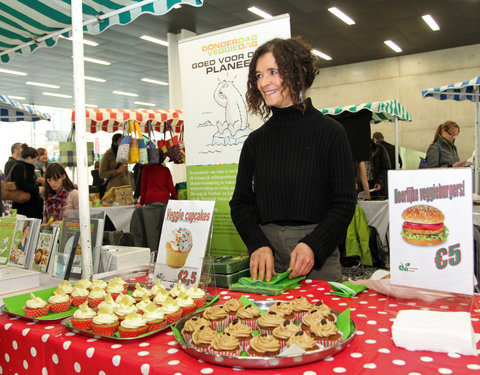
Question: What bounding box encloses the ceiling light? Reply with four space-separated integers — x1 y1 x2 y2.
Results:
422 14 440 31
113 90 138 97
248 6 272 19
312 49 332 60
8 95 26 100
0 68 27 76
59 35 99 46
85 104 98 108
42 92 72 98
26 81 60 89
85 76 106 82
134 101 156 107
83 56 111 65
140 35 168 46
141 78 168 86
328 7 355 25
384 40 402 53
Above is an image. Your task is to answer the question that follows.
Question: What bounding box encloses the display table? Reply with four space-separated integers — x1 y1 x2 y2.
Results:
1 280 479 375
91 205 136 232
358 199 389 248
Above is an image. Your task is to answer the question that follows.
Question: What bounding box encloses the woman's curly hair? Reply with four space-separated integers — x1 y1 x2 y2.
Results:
246 37 319 120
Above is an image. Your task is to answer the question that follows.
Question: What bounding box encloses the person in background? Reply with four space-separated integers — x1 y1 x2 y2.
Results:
43 162 78 224
4 142 21 177
426 120 465 168
372 131 402 169
35 147 50 185
133 163 143 203
10 144 43 219
355 161 371 200
136 164 177 207
91 160 106 199
365 139 390 198
230 37 356 283
99 133 132 191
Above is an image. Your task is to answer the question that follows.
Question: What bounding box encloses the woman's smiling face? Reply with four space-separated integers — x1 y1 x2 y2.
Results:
255 52 293 108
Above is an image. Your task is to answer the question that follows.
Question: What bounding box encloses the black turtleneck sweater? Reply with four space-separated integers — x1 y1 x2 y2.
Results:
230 98 356 268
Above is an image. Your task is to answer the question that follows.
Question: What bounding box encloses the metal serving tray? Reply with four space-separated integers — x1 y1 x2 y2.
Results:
174 300 356 369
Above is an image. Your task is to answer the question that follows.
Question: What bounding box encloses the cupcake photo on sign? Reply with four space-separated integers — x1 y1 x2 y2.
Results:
165 227 192 268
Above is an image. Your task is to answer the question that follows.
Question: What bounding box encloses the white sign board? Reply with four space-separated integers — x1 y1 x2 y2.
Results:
154 200 215 289
388 168 473 295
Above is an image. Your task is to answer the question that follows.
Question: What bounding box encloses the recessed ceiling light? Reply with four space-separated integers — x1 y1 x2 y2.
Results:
8 95 26 100
26 81 60 89
113 90 138 97
248 6 272 19
384 40 402 53
140 35 168 46
59 35 99 46
134 101 156 107
141 78 169 86
85 76 106 83
328 7 355 25
0 68 27 76
85 104 98 108
42 92 72 98
83 56 111 65
422 14 440 31
312 49 332 60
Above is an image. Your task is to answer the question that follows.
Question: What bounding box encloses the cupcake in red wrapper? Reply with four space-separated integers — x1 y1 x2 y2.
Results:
48 288 72 313
209 332 241 357
267 301 295 321
88 287 107 309
97 293 119 311
176 292 196 317
70 286 89 307
287 330 322 352
191 324 218 353
187 283 207 309
182 316 210 343
23 293 49 318
152 288 169 307
106 279 125 301
223 298 243 322
237 305 261 331
310 318 343 347
309 301 336 323
169 281 187 299
202 305 228 331
247 334 281 357
131 283 151 303
91 279 108 290
76 278 93 291
136 294 152 314
291 296 313 323
92 307 119 336
150 280 168 298
142 303 167 332
71 301 96 331
257 310 284 335
160 296 182 324
114 294 138 321
224 318 253 351
109 277 128 294
118 312 148 338
272 320 302 349
58 280 74 296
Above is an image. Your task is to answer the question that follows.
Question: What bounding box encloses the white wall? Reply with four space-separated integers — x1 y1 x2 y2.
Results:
310 43 480 164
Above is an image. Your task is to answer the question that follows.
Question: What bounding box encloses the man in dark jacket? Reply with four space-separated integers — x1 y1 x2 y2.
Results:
4 142 21 177
368 140 391 197
372 132 402 169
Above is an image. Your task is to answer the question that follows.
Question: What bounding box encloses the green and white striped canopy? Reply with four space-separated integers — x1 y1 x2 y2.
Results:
0 0 204 63
321 99 412 124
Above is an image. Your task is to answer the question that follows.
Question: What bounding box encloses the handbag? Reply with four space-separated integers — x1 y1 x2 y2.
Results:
1 166 31 203
146 120 166 165
135 121 148 164
116 121 131 164
165 124 185 164
59 126 94 167
128 120 140 164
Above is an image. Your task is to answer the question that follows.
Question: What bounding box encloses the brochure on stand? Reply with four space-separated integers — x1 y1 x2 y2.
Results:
153 200 215 289
388 168 473 295
31 225 60 273
0 217 17 265
9 218 41 268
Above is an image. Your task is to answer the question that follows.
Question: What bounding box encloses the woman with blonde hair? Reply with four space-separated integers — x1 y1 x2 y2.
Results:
426 120 465 168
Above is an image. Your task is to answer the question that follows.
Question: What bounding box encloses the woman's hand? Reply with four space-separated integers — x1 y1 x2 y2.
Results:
250 246 276 282
453 161 466 168
288 242 315 278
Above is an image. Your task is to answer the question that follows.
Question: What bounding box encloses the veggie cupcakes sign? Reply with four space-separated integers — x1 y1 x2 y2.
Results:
388 168 473 295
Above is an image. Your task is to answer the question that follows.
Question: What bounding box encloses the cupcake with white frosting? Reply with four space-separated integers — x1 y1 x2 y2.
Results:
92 307 119 336
23 293 49 318
71 301 96 330
118 312 148 338
48 288 72 313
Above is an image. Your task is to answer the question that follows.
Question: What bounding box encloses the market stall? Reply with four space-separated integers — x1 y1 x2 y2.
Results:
422 76 480 193
321 99 412 169
0 94 51 122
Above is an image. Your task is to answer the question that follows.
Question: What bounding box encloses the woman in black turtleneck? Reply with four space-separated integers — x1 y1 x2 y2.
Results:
99 133 132 192
230 38 356 283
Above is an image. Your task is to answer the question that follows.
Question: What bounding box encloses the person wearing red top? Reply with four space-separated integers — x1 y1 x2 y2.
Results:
137 164 177 206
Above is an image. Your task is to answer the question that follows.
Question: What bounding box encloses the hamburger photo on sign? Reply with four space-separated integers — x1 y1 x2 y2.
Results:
401 204 449 246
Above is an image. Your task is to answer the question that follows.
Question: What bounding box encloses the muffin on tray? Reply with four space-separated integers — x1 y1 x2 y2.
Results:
187 283 207 309
291 296 313 323
150 280 168 298
48 288 72 313
70 286 89 307
301 310 323 335
287 330 321 352
202 305 228 331
309 301 336 322
169 281 187 299
310 318 343 347
58 280 74 295
71 301 96 331
191 324 218 353
109 277 128 293
106 279 125 300
182 316 211 343
136 294 152 314
267 301 295 321
92 307 119 336
176 292 197 317
114 294 138 321
247 334 281 357
23 293 49 318
76 278 93 291
224 318 253 351
97 293 119 311
118 312 148 338
257 310 285 335
132 283 150 302
91 279 108 290
223 298 243 322
143 302 167 332
87 286 107 309
160 296 182 324
272 319 302 349
209 332 242 357
153 288 170 306
237 305 261 330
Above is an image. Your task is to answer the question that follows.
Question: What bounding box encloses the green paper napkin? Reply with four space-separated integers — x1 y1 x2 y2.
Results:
335 307 352 341
229 270 306 296
328 281 367 298
171 325 186 345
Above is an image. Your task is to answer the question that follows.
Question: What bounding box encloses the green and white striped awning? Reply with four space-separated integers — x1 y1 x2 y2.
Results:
321 99 412 124
0 0 204 63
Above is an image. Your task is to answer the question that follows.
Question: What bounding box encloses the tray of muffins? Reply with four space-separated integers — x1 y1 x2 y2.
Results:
172 296 356 369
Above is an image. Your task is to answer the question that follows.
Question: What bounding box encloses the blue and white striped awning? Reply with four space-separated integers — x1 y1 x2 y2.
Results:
0 94 51 122
422 76 480 102
0 0 204 63
321 99 412 124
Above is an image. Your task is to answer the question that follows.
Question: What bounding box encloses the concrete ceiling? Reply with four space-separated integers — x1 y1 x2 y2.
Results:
1 0 479 110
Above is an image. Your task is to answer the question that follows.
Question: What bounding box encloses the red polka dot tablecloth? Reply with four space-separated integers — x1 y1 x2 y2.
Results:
1 280 479 375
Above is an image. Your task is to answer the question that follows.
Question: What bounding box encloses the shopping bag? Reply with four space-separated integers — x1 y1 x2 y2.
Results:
165 124 185 164
135 121 148 164
116 121 131 164
146 120 159 165
128 121 140 164
59 127 95 167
